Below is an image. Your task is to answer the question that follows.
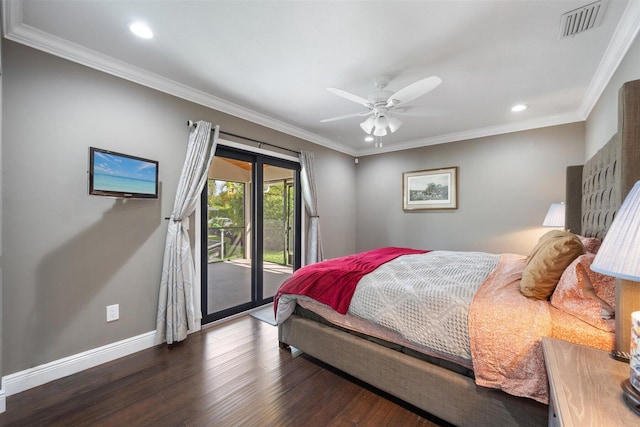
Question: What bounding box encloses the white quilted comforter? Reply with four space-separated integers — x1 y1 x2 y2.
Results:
348 251 500 362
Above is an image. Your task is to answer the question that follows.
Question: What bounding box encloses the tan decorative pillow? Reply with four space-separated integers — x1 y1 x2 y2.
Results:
525 229 558 263
550 254 615 332
520 230 585 300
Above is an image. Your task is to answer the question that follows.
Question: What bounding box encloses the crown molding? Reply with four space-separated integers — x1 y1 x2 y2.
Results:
358 111 583 156
578 0 640 119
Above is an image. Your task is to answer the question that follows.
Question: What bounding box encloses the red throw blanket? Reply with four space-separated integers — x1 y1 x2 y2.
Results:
274 247 429 315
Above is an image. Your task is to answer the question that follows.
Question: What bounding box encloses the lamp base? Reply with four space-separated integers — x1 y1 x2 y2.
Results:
622 379 640 415
614 280 640 360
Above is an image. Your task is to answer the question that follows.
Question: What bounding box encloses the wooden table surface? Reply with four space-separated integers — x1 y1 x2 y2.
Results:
543 337 640 426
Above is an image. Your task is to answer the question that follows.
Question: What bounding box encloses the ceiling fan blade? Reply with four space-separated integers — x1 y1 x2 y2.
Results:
327 87 372 107
320 110 372 123
387 76 442 108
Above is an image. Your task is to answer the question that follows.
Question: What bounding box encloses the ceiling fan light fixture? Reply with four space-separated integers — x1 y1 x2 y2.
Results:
388 117 403 133
324 74 443 140
360 116 375 134
374 115 389 129
373 126 388 137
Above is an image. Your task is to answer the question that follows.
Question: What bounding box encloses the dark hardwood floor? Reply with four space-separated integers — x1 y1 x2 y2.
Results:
0 315 449 426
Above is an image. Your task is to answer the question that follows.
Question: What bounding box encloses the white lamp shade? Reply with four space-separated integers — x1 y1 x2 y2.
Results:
360 116 375 134
591 180 640 281
373 125 387 137
542 202 565 227
388 117 403 133
374 115 389 129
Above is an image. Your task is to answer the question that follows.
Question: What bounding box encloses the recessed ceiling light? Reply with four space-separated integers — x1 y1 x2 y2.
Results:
129 21 154 39
511 104 528 112
364 136 374 142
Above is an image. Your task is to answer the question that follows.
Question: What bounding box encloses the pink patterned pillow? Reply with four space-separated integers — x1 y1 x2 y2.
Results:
577 235 602 254
550 253 615 332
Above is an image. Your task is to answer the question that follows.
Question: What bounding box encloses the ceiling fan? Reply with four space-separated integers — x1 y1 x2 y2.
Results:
321 75 442 137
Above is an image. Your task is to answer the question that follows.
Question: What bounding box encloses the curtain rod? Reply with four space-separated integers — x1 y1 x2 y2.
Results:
187 120 300 155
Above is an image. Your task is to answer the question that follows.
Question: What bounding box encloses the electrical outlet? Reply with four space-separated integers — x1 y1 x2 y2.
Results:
106 304 119 322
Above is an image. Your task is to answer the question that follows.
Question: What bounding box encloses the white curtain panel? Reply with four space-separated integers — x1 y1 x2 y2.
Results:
156 121 219 344
299 150 324 264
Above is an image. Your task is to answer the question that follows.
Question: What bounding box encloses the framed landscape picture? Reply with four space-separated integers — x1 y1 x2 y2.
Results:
402 167 458 210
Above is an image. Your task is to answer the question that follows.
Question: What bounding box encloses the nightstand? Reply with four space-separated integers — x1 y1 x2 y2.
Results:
542 337 639 426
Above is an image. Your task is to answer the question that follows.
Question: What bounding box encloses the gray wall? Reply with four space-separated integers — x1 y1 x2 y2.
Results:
586 30 640 158
1 40 355 374
355 123 585 255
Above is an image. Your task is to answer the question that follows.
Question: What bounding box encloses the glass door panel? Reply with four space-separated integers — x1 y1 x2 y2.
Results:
262 165 295 299
205 156 252 316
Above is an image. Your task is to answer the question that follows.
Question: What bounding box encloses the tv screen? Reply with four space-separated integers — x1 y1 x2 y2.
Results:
89 147 159 199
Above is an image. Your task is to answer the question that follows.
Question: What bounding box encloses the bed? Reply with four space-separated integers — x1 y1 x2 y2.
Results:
276 79 640 427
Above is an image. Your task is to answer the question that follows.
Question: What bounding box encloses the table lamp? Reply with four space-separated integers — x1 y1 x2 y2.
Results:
590 180 640 412
542 202 566 228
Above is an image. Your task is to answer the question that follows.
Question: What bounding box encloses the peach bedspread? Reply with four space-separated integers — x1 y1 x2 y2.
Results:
469 253 614 404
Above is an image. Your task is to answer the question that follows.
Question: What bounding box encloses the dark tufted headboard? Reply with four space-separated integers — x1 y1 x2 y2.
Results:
566 79 640 237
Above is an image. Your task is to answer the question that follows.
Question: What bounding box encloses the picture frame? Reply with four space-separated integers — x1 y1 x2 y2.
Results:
402 167 458 210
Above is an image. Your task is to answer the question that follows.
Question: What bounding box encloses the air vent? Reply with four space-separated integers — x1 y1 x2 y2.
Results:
559 0 607 39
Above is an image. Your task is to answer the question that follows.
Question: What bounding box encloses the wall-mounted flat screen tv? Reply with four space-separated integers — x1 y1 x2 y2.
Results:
88 147 159 199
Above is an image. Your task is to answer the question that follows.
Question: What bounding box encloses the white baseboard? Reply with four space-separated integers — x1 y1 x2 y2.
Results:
1 330 157 404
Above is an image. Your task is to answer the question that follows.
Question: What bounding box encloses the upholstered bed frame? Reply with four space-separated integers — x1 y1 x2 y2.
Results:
278 79 640 427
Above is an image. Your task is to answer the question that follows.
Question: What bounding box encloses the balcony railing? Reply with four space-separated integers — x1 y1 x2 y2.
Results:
208 225 292 266
208 226 245 263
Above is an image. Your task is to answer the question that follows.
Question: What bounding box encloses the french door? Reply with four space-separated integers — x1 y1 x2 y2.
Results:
200 145 301 323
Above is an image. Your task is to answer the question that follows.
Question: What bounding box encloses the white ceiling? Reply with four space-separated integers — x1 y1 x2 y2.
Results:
4 0 640 156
